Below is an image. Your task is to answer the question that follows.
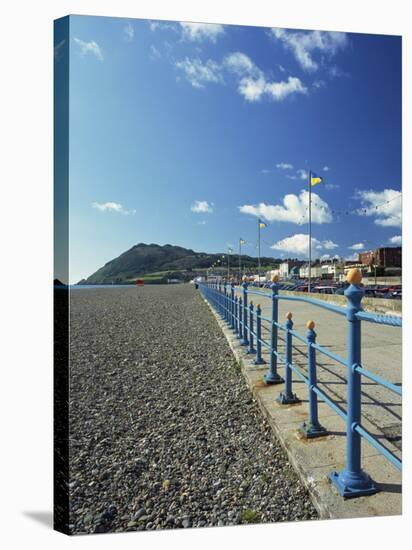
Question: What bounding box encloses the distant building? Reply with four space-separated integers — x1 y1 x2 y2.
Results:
279 260 305 279
299 265 322 279
358 247 401 268
320 263 343 280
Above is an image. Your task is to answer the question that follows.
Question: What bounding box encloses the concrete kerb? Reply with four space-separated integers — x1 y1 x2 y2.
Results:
200 295 402 520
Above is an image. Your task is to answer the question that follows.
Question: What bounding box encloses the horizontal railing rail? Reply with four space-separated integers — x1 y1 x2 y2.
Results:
197 269 402 499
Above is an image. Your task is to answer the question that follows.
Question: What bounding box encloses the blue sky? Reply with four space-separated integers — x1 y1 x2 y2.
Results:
57 16 402 283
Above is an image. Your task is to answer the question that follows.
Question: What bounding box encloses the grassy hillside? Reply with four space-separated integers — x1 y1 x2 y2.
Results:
78 243 281 285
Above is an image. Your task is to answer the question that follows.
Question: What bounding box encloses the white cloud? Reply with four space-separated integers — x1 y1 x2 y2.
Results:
355 188 402 227
389 235 402 245
270 28 348 72
296 169 308 180
239 189 332 224
224 52 257 75
325 183 340 190
346 252 359 262
92 202 135 215
224 52 307 102
180 22 224 43
175 58 223 88
54 39 65 61
276 163 294 170
197 220 207 225
176 51 307 102
148 21 178 32
320 254 331 261
150 45 161 59
123 22 134 42
191 200 214 213
323 165 330 171
239 75 307 102
349 243 365 250
73 38 103 61
270 233 338 256
323 240 339 250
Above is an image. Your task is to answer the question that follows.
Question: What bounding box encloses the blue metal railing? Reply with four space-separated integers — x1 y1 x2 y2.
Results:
198 273 402 499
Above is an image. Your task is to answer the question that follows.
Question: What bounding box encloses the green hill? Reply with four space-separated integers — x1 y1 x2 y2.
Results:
77 243 281 285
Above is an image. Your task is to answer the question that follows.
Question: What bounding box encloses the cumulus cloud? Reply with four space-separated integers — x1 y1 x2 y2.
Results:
191 200 214 213
148 21 178 32
224 52 307 102
349 243 365 250
296 169 308 180
176 51 307 102
73 38 103 61
276 162 294 170
54 39 66 61
389 235 402 245
355 188 402 227
271 233 338 256
175 58 223 88
92 202 136 215
346 252 359 262
323 165 330 171
239 189 332 224
270 28 348 72
180 22 225 43
123 22 134 42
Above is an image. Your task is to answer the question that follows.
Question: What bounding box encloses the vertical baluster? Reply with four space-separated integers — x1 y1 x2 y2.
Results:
330 269 377 497
238 296 242 339
247 301 256 354
264 276 283 384
254 304 266 365
278 313 300 404
300 320 327 438
234 295 239 334
240 278 249 346
230 282 235 330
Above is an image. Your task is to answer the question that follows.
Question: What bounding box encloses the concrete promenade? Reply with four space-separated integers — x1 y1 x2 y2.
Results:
221 285 402 518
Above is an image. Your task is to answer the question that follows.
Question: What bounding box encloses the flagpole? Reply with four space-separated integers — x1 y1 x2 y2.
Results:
258 221 261 284
308 169 312 293
239 239 241 281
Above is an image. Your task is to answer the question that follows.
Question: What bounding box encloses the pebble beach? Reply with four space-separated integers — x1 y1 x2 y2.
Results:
68 284 318 534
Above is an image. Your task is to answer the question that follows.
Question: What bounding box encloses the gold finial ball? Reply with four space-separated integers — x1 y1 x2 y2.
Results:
347 268 362 285
271 274 279 283
286 312 293 320
306 320 315 330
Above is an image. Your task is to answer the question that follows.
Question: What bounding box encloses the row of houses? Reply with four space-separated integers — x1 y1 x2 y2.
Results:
265 247 401 282
266 262 342 281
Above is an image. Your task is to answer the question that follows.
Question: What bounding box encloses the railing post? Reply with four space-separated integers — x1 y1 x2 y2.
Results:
230 282 235 330
247 301 256 354
223 284 228 322
264 276 283 384
330 269 377 497
254 304 266 365
237 296 243 339
233 295 239 334
240 278 249 346
278 313 300 404
300 321 327 438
